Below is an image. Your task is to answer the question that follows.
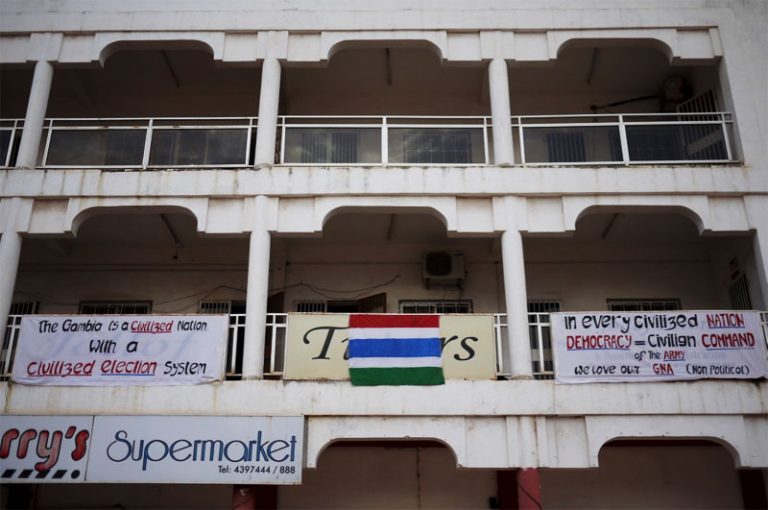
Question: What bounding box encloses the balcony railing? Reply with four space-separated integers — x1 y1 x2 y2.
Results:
38 117 257 169
280 116 490 166
515 112 735 165
1 113 738 169
5 310 765 381
0 119 23 167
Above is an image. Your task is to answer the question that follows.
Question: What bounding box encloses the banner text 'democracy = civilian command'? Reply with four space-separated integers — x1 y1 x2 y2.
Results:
551 310 768 383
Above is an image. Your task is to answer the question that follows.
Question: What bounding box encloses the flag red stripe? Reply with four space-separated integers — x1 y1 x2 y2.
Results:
349 314 439 328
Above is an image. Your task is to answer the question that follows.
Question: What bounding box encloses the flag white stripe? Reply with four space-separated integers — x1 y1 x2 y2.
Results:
348 357 442 369
348 327 440 339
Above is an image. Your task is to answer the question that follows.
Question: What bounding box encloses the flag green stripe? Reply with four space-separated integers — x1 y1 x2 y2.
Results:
349 367 445 386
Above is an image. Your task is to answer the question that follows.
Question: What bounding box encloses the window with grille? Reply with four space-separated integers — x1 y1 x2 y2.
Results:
78 301 152 314
199 300 246 379
1 302 39 379
547 132 586 162
528 301 559 378
729 275 752 310
607 299 681 312
402 130 472 164
296 301 327 313
399 300 473 314
300 131 359 163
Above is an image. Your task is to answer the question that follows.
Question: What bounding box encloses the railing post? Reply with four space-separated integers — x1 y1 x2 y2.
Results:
501 228 533 378
16 61 54 169
242 196 272 379
381 116 389 165
0 201 25 346
721 113 733 161
618 114 631 165
488 58 514 166
254 56 282 167
141 119 154 169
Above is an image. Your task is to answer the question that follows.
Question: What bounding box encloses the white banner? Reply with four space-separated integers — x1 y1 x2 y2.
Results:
552 310 768 383
0 416 94 483
12 315 228 385
87 416 303 484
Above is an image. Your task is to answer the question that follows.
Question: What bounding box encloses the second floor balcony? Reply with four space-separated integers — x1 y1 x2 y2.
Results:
0 112 737 169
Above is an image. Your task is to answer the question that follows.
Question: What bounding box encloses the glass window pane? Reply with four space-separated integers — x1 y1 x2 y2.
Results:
523 126 622 163
388 128 485 164
283 128 380 164
149 129 247 166
47 129 145 166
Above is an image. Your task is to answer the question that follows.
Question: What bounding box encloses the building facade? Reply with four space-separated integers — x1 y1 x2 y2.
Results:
1 0 767 508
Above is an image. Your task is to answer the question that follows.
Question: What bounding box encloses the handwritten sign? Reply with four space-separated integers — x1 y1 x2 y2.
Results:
12 315 227 386
551 310 768 383
283 314 496 380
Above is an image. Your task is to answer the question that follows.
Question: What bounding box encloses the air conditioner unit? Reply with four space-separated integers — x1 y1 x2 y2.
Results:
422 252 465 287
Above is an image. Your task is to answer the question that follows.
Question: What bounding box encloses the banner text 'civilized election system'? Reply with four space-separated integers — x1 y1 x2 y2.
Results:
12 315 228 385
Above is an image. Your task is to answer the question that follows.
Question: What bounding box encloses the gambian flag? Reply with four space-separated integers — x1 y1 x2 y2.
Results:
348 314 445 386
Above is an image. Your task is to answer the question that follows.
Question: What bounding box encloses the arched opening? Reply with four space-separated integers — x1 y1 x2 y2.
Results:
281 42 489 165
540 439 755 509
509 39 733 164
280 440 495 509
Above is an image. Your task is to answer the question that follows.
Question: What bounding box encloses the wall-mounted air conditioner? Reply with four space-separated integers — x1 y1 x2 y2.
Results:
422 252 465 287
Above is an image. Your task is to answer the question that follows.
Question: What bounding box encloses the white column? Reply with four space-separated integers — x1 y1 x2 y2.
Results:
501 228 532 378
0 230 23 343
16 60 54 169
242 203 272 379
254 57 282 167
489 58 514 166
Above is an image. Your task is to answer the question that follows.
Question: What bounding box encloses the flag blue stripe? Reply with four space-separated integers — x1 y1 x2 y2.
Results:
348 338 442 358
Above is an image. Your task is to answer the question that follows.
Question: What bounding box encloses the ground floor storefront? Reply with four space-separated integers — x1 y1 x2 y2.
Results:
4 442 766 509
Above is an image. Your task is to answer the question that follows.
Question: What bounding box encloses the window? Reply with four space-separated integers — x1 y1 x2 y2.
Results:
296 301 327 313
78 301 152 314
528 301 559 379
199 300 246 379
607 299 681 311
729 275 752 310
399 300 473 314
401 129 472 164
300 131 359 164
1 302 40 379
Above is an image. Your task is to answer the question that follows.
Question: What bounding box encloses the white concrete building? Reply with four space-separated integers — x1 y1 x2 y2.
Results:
1 0 767 508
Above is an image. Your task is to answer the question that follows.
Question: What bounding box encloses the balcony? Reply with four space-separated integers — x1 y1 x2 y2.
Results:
0 113 737 169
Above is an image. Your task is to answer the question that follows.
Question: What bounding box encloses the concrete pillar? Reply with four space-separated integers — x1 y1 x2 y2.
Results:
501 229 533 378
516 468 543 510
16 60 54 169
242 199 272 379
254 57 282 167
0 230 23 342
488 58 514 166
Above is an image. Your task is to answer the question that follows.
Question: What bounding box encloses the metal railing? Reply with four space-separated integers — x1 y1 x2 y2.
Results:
514 112 735 165
280 115 491 166
493 312 554 380
39 117 257 169
3 112 739 169
0 314 24 379
0 119 23 167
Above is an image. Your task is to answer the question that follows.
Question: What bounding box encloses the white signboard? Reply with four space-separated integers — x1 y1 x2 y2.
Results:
552 310 768 383
87 416 303 484
0 416 94 483
12 315 228 386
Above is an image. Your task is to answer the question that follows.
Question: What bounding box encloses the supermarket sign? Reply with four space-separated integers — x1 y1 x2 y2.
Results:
0 416 303 484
